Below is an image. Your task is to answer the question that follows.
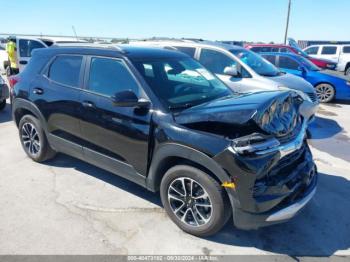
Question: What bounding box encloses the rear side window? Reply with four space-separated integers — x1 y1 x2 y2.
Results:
250 47 262 52
19 39 45 57
88 57 139 97
321 46 337 55
174 46 196 57
304 46 319 55
343 46 350 53
48 55 82 87
278 56 299 70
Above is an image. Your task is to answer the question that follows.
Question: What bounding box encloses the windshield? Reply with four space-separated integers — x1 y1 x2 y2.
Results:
298 56 320 71
131 57 232 110
230 49 281 77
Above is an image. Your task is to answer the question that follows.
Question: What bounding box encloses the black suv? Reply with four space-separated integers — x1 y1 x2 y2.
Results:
11 45 317 236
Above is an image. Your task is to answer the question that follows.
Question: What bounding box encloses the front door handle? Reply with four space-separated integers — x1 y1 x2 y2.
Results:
33 87 44 95
19 60 28 65
82 101 96 109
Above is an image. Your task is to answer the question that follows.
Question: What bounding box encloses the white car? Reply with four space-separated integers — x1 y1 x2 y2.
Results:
6 36 87 72
303 44 350 76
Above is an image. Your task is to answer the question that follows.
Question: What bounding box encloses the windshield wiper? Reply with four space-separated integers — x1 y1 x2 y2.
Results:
168 103 194 110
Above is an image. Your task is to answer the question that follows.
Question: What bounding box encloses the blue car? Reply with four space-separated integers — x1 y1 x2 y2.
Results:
261 52 350 103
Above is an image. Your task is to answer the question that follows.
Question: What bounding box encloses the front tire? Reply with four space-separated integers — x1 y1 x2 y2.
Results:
18 115 56 162
315 83 335 103
160 165 231 237
0 99 6 111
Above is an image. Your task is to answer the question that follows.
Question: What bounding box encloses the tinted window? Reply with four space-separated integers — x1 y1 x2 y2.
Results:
263 55 277 65
278 56 299 70
19 39 45 57
199 49 236 74
343 46 350 53
48 55 82 87
304 46 319 55
250 47 262 52
321 46 337 55
174 46 196 57
254 47 271 53
88 57 139 97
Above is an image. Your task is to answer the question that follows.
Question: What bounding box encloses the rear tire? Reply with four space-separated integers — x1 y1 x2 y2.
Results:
0 99 6 111
18 114 56 162
160 165 231 237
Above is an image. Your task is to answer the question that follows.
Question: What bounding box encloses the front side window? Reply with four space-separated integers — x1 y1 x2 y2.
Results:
19 39 45 57
304 46 319 55
88 57 139 97
321 46 337 55
131 57 231 109
174 46 196 57
230 49 281 77
48 55 82 87
342 46 350 53
278 56 300 70
199 49 237 75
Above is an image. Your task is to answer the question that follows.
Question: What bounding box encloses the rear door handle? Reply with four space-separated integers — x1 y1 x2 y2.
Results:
82 101 96 108
33 88 44 95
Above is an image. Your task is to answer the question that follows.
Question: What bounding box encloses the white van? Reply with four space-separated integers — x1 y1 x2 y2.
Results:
303 44 350 76
10 36 87 72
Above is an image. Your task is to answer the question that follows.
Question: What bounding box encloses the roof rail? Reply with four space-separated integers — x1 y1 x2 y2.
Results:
51 42 125 52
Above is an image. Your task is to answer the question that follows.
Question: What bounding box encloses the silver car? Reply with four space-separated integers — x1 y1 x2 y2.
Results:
130 39 319 120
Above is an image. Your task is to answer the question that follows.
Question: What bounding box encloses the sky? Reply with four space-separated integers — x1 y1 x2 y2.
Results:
1 0 349 43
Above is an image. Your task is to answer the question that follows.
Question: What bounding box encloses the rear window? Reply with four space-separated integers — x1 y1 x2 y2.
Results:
343 46 350 53
48 55 82 87
321 46 337 55
19 39 46 57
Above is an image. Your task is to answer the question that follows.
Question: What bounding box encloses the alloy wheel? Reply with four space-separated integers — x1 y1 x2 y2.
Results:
167 177 212 227
21 122 41 156
315 83 335 103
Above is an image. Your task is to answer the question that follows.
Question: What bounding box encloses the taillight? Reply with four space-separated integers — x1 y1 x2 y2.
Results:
8 76 20 89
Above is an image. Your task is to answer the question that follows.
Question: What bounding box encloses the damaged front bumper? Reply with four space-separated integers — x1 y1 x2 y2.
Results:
214 122 317 230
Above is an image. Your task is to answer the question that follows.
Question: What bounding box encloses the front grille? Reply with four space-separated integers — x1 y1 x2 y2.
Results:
306 92 318 102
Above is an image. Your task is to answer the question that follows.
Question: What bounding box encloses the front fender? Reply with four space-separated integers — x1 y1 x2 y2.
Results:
146 143 237 211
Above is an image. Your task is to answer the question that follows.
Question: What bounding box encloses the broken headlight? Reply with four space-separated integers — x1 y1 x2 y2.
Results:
231 133 280 155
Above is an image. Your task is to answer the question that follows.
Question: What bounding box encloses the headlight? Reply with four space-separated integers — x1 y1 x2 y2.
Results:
294 90 312 102
231 133 280 155
346 81 350 86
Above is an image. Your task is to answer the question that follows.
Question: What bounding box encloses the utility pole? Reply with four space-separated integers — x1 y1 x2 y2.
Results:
284 0 291 44
72 26 78 40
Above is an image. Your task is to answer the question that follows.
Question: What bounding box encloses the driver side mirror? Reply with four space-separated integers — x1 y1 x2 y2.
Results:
111 90 150 108
298 66 307 76
224 66 238 77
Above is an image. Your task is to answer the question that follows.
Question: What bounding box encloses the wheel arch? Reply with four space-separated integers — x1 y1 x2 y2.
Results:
146 143 236 214
12 98 47 131
147 143 231 192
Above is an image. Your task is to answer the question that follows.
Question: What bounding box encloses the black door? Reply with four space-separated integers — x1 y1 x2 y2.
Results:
79 56 152 180
32 54 85 159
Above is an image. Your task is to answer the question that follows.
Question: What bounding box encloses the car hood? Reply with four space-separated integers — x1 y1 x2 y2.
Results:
174 90 302 138
269 73 315 93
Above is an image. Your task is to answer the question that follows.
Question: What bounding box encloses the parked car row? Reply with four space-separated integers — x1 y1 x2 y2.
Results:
260 52 350 103
303 44 350 76
9 44 317 237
